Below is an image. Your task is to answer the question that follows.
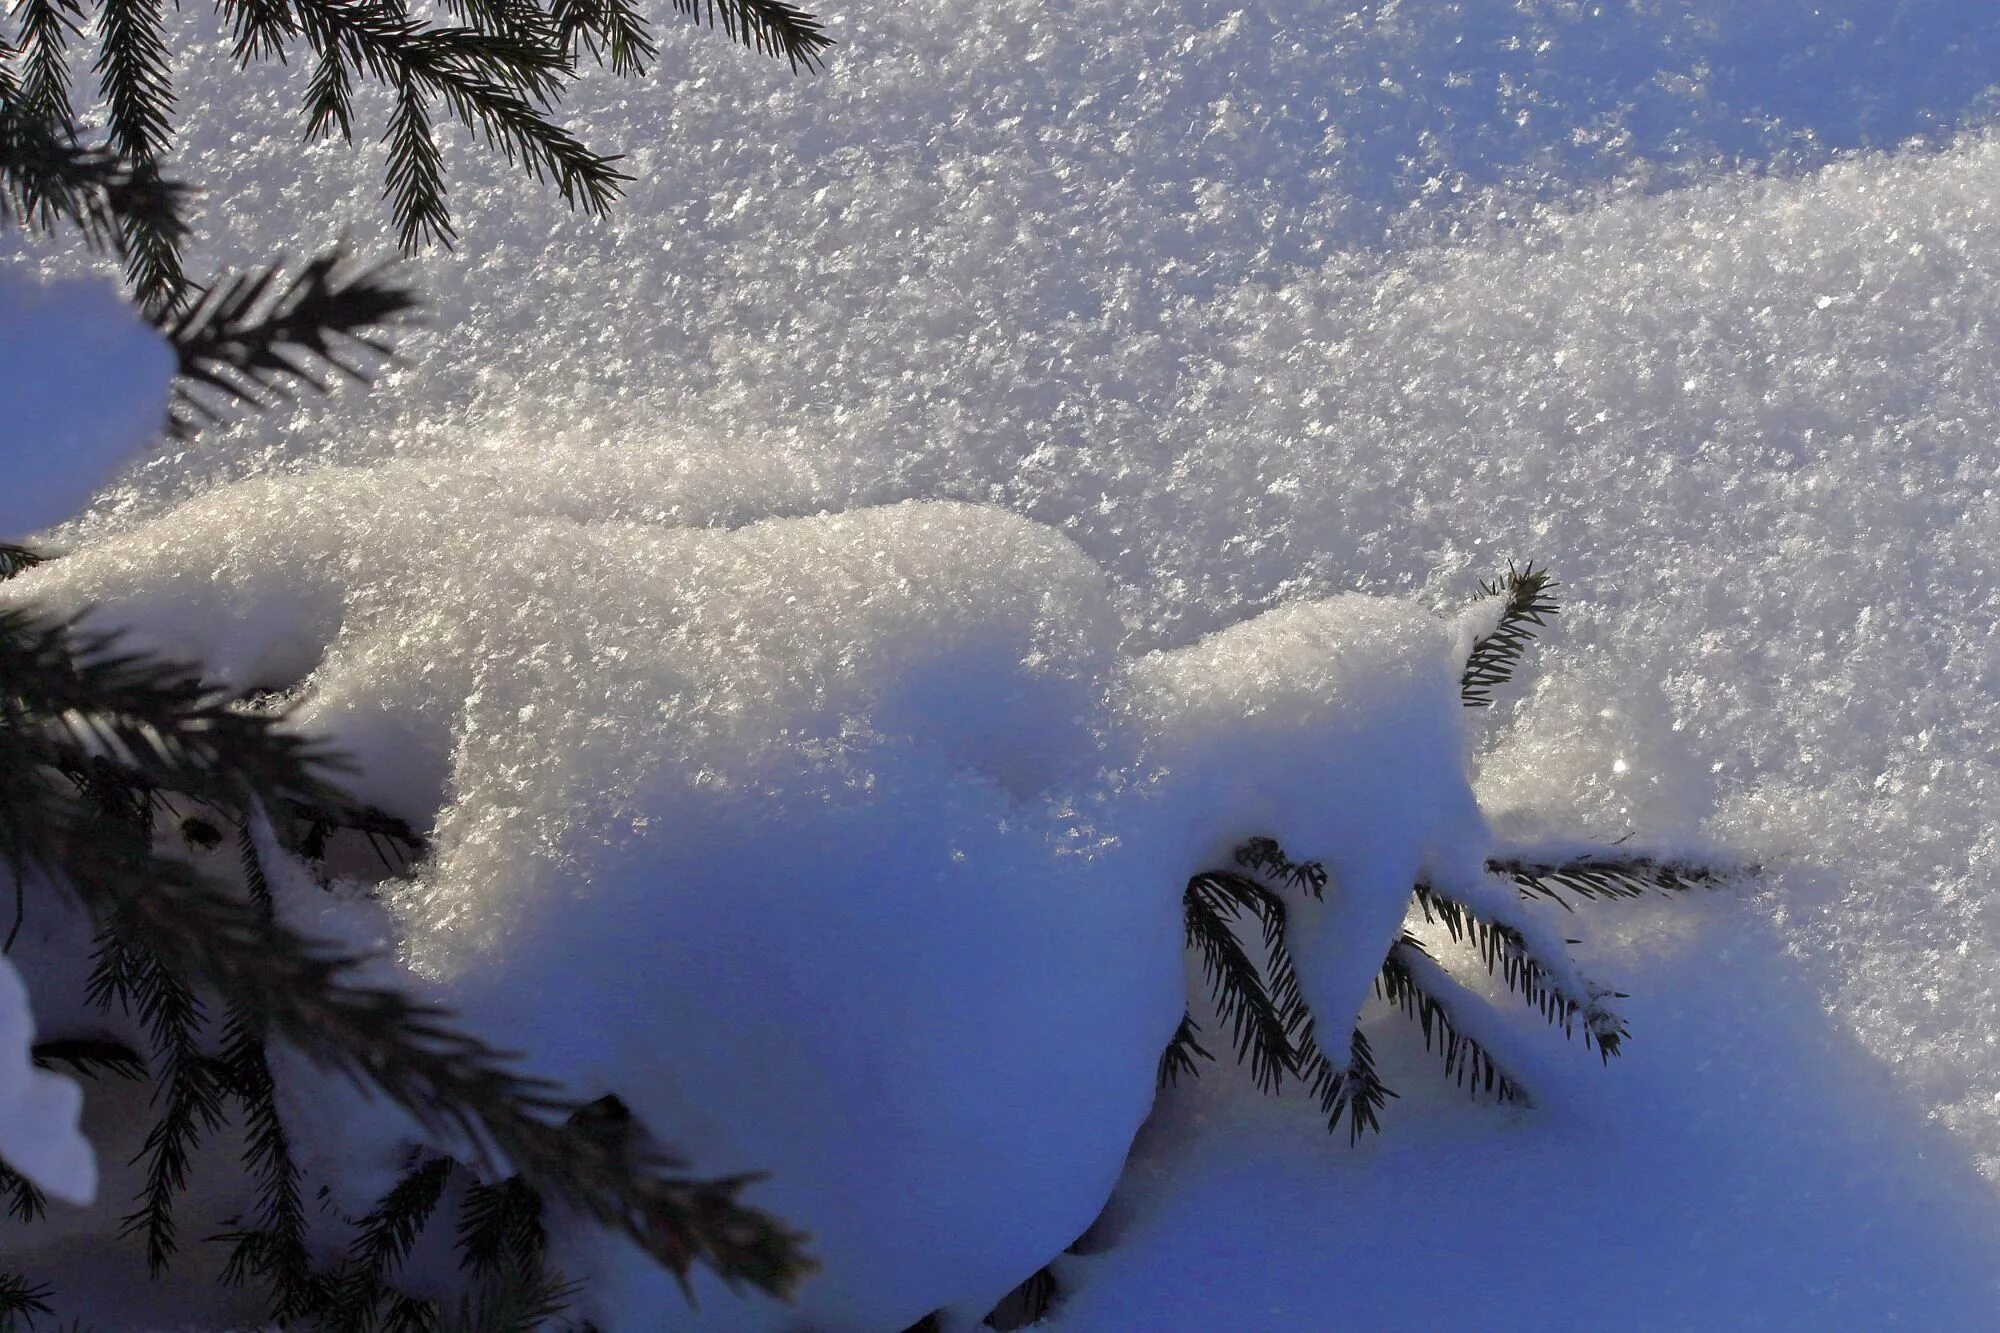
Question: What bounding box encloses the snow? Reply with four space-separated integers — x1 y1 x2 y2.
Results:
11 475 1509 1324
8 0 2000 1324
1128 596 1488 1045
0 270 175 540
0 954 96 1207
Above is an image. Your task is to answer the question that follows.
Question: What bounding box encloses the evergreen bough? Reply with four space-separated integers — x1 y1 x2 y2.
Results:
0 563 811 1320
3 0 833 310
4 0 840 1314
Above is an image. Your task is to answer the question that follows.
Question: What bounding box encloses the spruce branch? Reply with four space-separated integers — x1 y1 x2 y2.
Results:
0 545 45 581
0 84 192 285
457 1175 546 1278
550 0 654 75
1233 836 1327 898
156 248 420 437
1378 936 1529 1106
667 0 832 72
1490 852 1720 907
0 1272 54 1326
90 0 188 309
91 0 174 163
1154 1011 1211 1089
86 923 232 1273
31 817 812 1295
30 1035 149 1080
11 0 84 130
1301 1027 1395 1146
1461 563 1558 707
384 78 454 249
1183 871 1300 1095
0 607 349 819
313 1151 454 1326
8 0 828 286
213 1007 322 1322
2 1159 49 1222
984 1263 1059 1330
1 609 812 1298
442 1266 578 1333
1411 882 1626 1059
284 796 424 870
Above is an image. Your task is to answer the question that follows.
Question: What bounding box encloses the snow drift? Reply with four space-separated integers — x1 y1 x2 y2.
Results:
7 463 1494 1325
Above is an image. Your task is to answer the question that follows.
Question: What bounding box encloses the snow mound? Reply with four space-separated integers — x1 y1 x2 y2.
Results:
0 955 95 1207
8 468 1492 1324
1130 596 1487 1043
0 271 173 541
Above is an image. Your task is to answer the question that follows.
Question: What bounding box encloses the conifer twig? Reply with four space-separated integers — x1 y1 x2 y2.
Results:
1378 935 1529 1105
1301 1028 1396 1146
0 545 45 581
1182 871 1301 1094
1461 563 1558 707
1411 882 1626 1059
0 608 814 1296
0 1272 55 1326
30 1036 149 1080
1489 852 1719 907
157 248 419 437
1 1160 50 1223
1155 1011 1211 1089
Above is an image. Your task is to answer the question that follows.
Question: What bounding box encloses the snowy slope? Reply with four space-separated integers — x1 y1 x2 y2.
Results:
10 0 2000 1326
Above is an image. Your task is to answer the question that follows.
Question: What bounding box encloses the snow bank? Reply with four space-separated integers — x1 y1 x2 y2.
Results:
0 271 174 540
0 955 95 1206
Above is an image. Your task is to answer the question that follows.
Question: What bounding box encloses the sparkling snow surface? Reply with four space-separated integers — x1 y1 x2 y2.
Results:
13 0 2000 1325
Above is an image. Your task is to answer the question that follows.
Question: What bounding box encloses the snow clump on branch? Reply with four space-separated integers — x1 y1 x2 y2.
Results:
7 466 1487 1328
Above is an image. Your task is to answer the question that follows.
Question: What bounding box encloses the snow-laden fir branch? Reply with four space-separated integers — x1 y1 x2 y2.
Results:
214 1001 323 1323
29 1035 148 1081
1411 881 1627 1059
0 82 191 304
1179 857 1403 1143
2 1158 48 1222
0 546 44 581
1377 935 1530 1106
86 923 233 1273
1182 871 1301 1096
667 0 832 72
0 607 814 1297
1155 1012 1212 1089
5 0 831 302
984 1262 1060 1330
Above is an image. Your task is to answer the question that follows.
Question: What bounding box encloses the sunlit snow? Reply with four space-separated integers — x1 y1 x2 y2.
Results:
9 0 2000 1325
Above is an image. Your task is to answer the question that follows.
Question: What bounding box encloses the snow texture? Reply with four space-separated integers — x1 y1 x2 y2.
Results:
0 270 174 539
0 954 96 1206
10 0 2000 1324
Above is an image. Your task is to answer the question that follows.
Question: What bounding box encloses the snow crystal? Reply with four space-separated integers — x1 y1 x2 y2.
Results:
0 954 96 1206
0 271 173 540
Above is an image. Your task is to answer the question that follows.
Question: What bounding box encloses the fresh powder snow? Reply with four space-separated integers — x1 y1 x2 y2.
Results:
8 0 2000 1327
